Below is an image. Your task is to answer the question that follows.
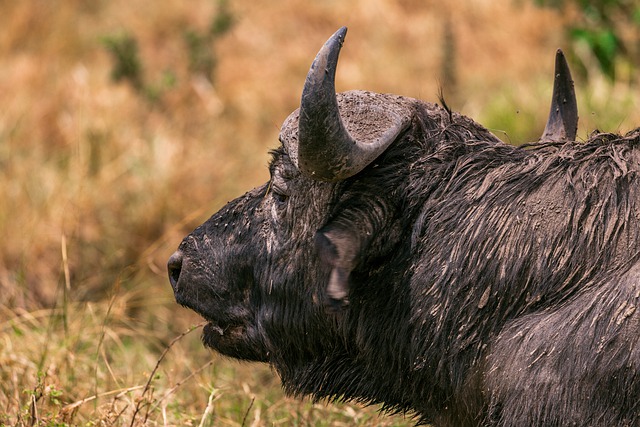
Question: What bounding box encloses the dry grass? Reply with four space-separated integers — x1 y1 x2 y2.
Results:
0 0 638 425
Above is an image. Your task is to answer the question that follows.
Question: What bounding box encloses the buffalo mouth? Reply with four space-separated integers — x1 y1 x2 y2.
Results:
179 302 268 361
201 318 268 362
202 320 245 345
173 288 267 360
168 251 266 361
202 318 244 341
177 296 266 362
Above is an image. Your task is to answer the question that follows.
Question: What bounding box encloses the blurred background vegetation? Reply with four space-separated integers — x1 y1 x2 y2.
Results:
0 0 638 425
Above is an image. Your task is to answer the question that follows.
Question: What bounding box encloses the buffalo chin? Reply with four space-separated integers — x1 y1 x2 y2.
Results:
202 322 268 362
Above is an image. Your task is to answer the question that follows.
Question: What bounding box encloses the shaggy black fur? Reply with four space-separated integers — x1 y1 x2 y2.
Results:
170 92 640 426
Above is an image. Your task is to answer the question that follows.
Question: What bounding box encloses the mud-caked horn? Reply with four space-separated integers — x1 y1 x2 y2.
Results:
297 27 411 181
540 49 578 142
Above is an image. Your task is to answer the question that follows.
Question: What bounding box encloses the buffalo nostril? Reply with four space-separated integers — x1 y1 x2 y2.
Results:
167 251 183 290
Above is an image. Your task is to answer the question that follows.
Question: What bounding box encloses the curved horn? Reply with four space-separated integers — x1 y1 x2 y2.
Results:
541 49 578 142
298 27 410 181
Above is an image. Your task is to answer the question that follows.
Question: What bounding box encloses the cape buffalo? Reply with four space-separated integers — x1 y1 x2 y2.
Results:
168 27 640 426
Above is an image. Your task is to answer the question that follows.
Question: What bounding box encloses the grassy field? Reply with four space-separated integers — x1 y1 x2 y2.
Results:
1 1 638 425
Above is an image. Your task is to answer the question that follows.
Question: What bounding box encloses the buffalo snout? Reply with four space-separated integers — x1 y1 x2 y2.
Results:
167 250 183 292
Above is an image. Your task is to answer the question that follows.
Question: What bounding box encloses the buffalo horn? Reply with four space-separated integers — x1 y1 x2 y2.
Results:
541 49 578 142
297 27 409 181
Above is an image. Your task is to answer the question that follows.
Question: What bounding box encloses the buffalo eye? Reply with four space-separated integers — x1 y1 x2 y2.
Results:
269 166 291 208
271 187 289 206
269 176 290 208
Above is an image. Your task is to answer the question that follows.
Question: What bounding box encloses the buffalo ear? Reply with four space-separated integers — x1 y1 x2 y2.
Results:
315 228 360 311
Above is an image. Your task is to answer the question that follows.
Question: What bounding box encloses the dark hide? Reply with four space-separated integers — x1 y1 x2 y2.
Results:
169 85 640 426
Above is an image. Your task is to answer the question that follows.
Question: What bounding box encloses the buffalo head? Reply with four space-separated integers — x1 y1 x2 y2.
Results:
167 27 438 363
